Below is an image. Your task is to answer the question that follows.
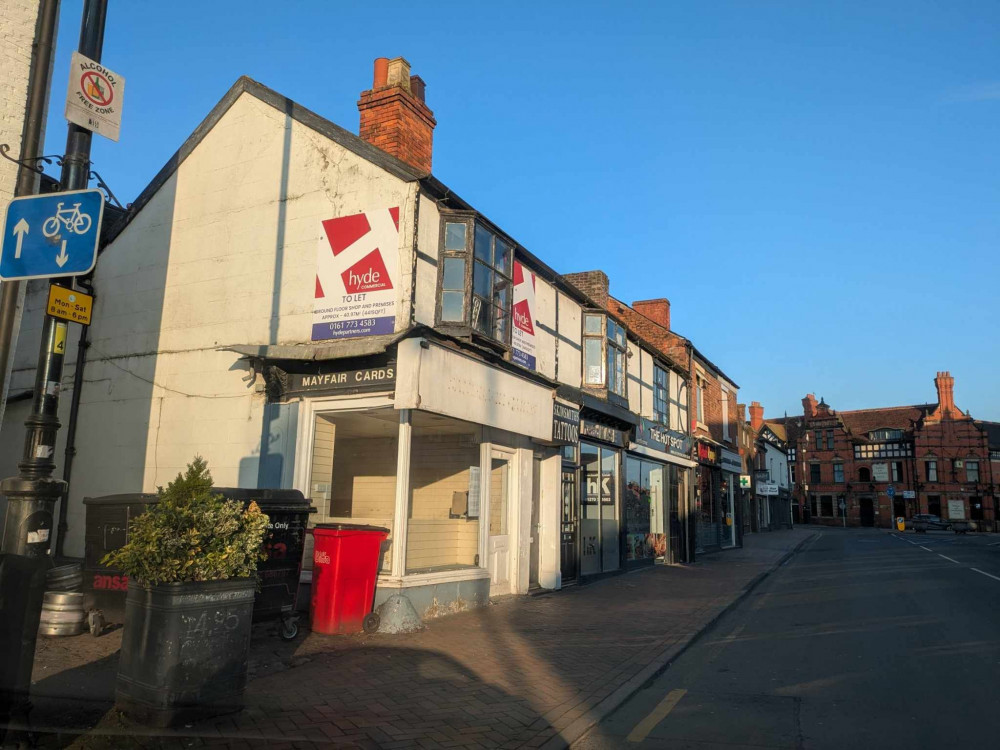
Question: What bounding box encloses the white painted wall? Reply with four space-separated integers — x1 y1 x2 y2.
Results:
1 91 419 556
0 0 51 205
413 192 439 326
531 273 556 381
555 291 581 387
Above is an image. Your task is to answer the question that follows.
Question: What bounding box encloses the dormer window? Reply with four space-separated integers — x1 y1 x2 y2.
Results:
869 428 903 441
438 216 513 347
583 314 626 398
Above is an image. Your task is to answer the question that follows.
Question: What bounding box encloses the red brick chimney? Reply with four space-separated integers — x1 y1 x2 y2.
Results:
802 394 818 419
749 401 764 432
564 271 610 307
358 57 436 173
934 371 959 419
632 298 670 330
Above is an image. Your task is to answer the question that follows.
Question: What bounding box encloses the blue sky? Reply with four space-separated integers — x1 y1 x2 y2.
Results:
43 1 1000 420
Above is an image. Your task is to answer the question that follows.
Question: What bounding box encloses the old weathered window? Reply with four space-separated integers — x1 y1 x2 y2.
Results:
653 365 669 425
438 216 513 346
582 314 627 398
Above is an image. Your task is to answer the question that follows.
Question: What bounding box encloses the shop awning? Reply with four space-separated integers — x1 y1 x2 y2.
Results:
222 333 400 362
629 443 698 468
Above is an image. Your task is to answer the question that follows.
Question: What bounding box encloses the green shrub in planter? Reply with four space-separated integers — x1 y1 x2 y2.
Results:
102 456 268 584
104 457 270 727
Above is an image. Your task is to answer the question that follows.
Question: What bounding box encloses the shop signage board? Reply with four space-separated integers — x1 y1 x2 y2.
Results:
947 498 966 520
552 401 580 444
756 483 779 496
740 475 751 488
511 261 537 369
313 206 400 341
720 449 742 473
872 462 889 482
580 419 626 448
0 189 103 280
283 364 396 397
698 443 719 464
902 490 916 499
65 52 125 141
633 417 690 458
396 338 553 441
46 284 93 325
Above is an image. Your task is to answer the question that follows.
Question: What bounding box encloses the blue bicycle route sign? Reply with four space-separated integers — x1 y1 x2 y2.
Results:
0 189 104 281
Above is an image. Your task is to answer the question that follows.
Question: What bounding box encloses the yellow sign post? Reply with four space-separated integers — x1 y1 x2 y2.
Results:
46 284 93 325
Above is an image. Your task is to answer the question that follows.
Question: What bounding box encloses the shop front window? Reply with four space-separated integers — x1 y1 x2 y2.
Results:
308 410 400 572
625 457 665 563
406 414 482 574
581 442 620 575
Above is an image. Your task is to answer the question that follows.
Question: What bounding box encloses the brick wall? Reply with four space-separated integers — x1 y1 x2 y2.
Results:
0 0 45 204
564 270 609 307
358 57 436 174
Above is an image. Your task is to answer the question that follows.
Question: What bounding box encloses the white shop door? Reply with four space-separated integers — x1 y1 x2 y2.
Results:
488 453 512 595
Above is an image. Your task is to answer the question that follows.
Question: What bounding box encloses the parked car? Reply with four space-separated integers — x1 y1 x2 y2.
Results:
910 514 952 532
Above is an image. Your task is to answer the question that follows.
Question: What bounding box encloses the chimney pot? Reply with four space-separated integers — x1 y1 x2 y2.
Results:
749 401 764 432
386 56 411 91
373 57 389 89
359 55 436 173
410 75 426 102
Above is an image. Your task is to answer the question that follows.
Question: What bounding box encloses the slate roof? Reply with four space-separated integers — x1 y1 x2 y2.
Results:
976 420 1000 449
838 405 933 438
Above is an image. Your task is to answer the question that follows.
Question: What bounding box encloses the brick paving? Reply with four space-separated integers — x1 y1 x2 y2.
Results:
16 529 813 749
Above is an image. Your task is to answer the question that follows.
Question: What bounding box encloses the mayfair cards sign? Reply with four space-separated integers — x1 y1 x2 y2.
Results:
285 365 396 396
313 207 400 341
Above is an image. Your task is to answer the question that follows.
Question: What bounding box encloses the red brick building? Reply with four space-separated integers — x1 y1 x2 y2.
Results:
563 278 743 552
768 372 997 529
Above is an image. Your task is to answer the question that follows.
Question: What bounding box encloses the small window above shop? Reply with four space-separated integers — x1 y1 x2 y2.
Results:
437 214 514 348
582 313 627 401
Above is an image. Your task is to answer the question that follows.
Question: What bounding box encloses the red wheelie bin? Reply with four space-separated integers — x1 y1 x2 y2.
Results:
310 524 388 634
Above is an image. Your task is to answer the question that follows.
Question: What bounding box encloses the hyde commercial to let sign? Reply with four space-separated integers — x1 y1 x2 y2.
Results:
0 189 104 281
65 52 125 142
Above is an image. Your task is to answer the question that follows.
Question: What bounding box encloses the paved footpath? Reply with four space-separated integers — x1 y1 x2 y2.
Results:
16 529 814 749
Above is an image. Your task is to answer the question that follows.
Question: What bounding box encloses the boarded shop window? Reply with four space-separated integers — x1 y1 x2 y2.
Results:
406 414 482 574
308 410 399 572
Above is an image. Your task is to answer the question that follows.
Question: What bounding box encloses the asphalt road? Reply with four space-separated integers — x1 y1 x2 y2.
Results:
575 527 1000 750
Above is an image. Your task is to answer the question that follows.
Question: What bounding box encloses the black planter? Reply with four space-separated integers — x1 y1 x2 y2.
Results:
115 577 256 727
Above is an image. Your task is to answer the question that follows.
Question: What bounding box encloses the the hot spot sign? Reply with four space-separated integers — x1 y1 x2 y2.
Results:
313 207 400 341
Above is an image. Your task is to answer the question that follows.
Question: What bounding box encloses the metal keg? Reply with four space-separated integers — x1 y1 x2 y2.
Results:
46 562 83 592
39 591 86 636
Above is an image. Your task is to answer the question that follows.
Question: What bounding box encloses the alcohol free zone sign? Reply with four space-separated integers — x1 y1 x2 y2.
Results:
65 52 125 141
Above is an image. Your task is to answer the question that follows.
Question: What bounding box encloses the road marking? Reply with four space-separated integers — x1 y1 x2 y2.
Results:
971 568 1000 583
627 689 688 743
988 542 1000 547
938 554 959 564
919 546 932 552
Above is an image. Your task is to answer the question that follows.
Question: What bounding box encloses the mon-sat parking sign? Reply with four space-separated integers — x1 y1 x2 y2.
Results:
0 189 104 281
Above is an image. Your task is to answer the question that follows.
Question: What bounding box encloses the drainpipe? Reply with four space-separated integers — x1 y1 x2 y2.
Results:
687 342 696 562
55 276 94 559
